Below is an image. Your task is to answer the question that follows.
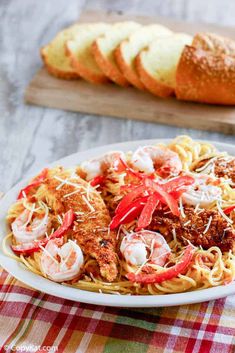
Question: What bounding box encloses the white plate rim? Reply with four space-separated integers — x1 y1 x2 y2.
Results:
0 138 235 308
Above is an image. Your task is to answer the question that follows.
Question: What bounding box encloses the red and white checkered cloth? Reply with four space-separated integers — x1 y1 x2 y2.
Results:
0 268 235 353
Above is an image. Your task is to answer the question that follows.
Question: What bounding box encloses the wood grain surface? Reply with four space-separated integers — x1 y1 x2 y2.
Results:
25 66 235 134
1 0 235 194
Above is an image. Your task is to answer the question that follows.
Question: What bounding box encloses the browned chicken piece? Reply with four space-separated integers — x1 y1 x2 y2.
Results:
214 158 235 183
195 157 235 183
37 170 118 281
148 206 235 252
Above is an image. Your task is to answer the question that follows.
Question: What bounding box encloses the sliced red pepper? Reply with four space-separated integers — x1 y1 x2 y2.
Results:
112 174 192 230
17 168 48 200
11 209 75 255
90 175 106 187
110 196 148 230
136 193 160 230
115 184 148 214
162 176 194 193
113 157 127 173
127 245 195 284
120 184 137 193
145 179 179 216
50 209 75 240
170 188 188 199
120 176 193 200
223 205 235 215
117 158 144 180
166 177 194 200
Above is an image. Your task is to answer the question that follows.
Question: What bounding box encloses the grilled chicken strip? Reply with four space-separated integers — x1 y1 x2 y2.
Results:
148 206 235 252
37 169 118 281
214 158 235 183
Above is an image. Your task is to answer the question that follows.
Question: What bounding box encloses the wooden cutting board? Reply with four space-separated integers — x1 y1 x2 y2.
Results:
25 10 235 134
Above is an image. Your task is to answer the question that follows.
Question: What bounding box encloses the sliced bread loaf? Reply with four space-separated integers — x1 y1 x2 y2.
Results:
115 24 172 89
136 34 192 97
66 23 111 84
92 22 142 86
41 25 84 79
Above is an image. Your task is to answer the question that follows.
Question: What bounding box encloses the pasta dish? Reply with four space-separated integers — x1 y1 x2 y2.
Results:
3 136 235 295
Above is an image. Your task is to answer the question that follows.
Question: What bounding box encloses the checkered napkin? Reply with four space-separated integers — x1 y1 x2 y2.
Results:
0 268 235 353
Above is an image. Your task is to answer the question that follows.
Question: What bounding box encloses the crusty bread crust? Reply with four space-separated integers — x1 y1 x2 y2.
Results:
135 52 174 97
92 40 129 87
176 45 235 105
193 32 235 56
115 43 145 90
65 42 109 84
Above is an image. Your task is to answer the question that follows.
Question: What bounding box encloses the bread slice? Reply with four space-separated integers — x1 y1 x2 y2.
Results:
193 32 235 56
41 24 84 79
115 24 172 90
136 34 192 97
175 45 235 105
92 22 142 86
66 23 111 84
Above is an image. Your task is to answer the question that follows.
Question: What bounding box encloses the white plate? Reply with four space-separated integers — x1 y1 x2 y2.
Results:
0 139 235 308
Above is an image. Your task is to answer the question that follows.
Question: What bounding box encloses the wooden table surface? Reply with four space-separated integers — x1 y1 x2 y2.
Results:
0 0 235 193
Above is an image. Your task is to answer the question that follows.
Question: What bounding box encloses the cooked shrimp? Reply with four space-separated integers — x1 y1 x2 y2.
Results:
40 238 84 282
182 175 221 207
80 151 126 181
12 208 49 244
120 230 171 267
131 145 182 177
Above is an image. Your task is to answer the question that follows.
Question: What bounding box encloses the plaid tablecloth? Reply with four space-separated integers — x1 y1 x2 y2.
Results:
0 268 235 353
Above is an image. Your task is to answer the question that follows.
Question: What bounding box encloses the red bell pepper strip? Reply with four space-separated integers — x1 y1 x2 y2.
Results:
117 158 144 180
127 245 195 284
112 175 192 230
11 209 75 255
145 179 179 216
120 184 137 193
223 205 235 215
90 175 106 187
165 176 194 200
136 193 160 230
112 157 127 173
162 175 194 193
170 189 187 200
110 196 148 230
115 184 148 214
49 209 75 240
136 182 188 230
17 168 48 200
